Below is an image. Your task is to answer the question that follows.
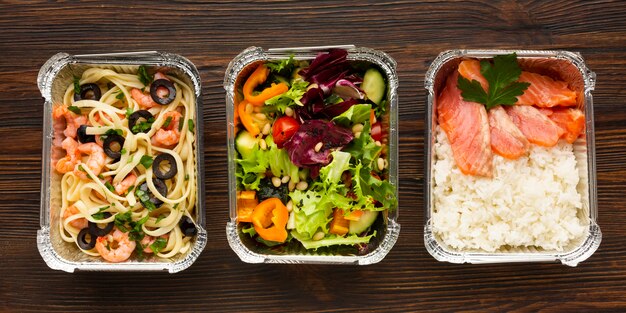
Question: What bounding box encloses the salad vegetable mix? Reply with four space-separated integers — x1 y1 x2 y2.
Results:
234 49 397 252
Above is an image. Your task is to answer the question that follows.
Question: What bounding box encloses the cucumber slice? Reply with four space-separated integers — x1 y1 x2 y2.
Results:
235 130 258 159
361 68 386 105
348 210 379 234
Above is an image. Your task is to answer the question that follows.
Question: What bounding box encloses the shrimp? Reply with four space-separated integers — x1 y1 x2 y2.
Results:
74 143 106 180
63 204 87 230
95 228 136 263
131 72 171 109
55 137 80 174
139 234 170 254
52 117 68 167
151 111 182 147
53 104 87 138
114 173 137 195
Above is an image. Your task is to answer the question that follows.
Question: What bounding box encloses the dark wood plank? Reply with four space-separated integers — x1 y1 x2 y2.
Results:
1 0 626 311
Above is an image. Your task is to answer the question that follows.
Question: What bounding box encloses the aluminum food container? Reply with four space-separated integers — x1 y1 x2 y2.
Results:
37 51 207 272
224 45 400 264
424 50 601 266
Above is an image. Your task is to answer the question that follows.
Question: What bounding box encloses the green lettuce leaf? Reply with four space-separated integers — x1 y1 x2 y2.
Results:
293 208 331 240
291 231 376 250
331 103 371 126
265 136 300 183
264 80 309 113
319 151 351 187
352 162 397 210
343 122 382 168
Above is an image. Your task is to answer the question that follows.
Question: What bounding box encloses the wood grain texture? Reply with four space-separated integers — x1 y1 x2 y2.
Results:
1 0 625 311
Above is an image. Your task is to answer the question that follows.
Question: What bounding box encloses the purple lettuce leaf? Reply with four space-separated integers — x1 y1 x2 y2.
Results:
283 120 353 167
332 79 365 100
299 49 348 80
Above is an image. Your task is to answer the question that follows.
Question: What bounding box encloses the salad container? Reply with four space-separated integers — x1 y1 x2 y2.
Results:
224 45 400 264
37 51 207 272
424 50 601 266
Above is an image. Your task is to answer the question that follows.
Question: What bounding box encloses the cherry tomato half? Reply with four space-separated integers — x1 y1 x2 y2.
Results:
272 116 300 148
371 121 383 142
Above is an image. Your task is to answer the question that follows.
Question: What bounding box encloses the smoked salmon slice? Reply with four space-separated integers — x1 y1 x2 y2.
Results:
516 71 577 107
505 105 561 147
458 59 488 91
437 72 493 177
544 107 585 143
488 106 530 159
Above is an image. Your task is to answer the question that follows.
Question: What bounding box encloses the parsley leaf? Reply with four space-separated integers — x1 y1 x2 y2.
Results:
188 119 194 133
155 214 166 224
135 188 156 212
139 155 153 169
138 65 153 86
125 107 133 118
457 53 530 110
131 117 154 133
162 116 172 128
120 148 127 155
91 206 110 220
104 181 115 193
115 90 125 100
67 105 81 115
149 237 167 254
73 76 81 94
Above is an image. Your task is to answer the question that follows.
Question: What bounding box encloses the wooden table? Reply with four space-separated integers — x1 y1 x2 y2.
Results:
1 1 625 311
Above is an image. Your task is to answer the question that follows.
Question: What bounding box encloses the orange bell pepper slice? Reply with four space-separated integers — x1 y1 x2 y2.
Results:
329 209 349 236
243 64 289 106
344 210 363 221
237 100 260 137
251 198 289 243
237 191 258 223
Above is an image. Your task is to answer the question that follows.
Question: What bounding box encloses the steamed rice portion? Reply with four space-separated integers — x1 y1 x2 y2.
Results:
432 127 587 252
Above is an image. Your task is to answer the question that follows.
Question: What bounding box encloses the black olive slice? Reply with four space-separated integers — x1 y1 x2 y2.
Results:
73 83 102 101
153 153 177 180
77 228 96 250
150 79 176 105
77 125 96 143
137 179 167 209
88 212 113 237
179 216 197 237
103 134 125 159
128 110 154 134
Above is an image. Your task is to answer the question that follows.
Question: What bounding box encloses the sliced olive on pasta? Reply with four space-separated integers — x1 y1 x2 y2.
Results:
128 110 154 134
179 216 197 237
137 179 167 209
150 79 176 105
88 212 113 237
77 228 96 250
103 134 125 159
77 125 95 143
153 153 177 180
73 83 102 101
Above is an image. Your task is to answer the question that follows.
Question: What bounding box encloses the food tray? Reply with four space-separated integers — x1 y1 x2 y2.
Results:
37 51 207 272
424 50 601 266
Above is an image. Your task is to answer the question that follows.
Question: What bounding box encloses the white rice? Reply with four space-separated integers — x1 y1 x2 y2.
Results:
432 127 587 252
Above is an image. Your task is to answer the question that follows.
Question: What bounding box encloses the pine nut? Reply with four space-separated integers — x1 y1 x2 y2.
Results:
255 113 267 120
288 180 296 191
384 159 389 169
287 212 296 229
245 103 253 114
313 231 325 241
354 131 361 139
314 142 323 152
352 123 364 134
281 176 290 183
259 138 267 150
307 83 319 91
262 123 271 135
286 200 293 212
285 107 294 117
271 176 281 187
375 140 382 147
296 181 308 191
377 157 385 171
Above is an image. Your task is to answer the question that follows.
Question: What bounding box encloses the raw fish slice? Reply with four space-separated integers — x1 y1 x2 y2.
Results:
458 59 489 91
516 71 577 107
505 105 560 147
547 107 585 143
437 72 493 177
488 106 530 159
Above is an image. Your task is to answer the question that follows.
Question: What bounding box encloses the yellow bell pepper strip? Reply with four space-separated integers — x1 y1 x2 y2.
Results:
251 198 288 243
237 100 260 137
243 64 289 106
329 209 349 236
237 191 258 223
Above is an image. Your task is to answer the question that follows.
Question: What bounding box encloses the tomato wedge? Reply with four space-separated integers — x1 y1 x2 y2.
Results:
272 116 300 148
